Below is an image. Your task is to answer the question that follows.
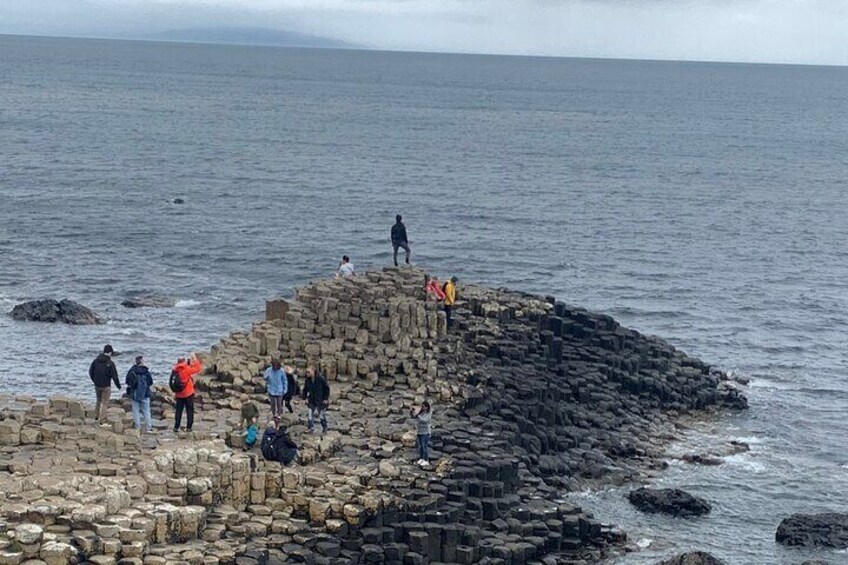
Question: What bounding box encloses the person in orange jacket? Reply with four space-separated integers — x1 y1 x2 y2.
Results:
173 353 202 433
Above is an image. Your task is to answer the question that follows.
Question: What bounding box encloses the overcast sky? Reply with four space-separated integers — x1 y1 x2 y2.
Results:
2 0 847 65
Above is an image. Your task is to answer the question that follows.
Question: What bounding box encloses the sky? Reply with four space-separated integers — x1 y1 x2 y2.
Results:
1 0 847 65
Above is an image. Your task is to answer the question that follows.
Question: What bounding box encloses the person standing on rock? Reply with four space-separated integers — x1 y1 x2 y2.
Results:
283 365 300 414
443 276 458 328
410 401 432 468
264 359 288 425
336 256 355 278
125 355 154 432
391 215 411 267
172 353 202 433
302 366 330 434
89 344 120 425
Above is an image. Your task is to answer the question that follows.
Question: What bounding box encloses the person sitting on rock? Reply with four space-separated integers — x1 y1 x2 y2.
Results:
424 274 446 301
89 344 120 425
302 366 330 434
240 398 260 430
172 353 202 433
125 355 154 432
283 365 300 414
260 422 299 465
410 401 433 468
264 359 288 425
336 255 355 278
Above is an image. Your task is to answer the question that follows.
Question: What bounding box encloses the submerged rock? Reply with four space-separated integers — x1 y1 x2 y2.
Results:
776 512 848 548
121 294 176 308
628 487 711 517
657 552 726 565
10 299 103 325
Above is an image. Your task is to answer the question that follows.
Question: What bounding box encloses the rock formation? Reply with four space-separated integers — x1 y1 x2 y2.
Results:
9 299 103 325
0 267 746 564
656 552 726 565
628 488 711 517
776 512 848 548
121 295 177 309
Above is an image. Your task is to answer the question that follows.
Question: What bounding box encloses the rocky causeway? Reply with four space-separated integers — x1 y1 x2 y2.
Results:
0 267 747 565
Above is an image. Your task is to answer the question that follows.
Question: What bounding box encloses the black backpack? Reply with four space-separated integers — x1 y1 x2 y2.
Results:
260 428 277 461
168 369 184 393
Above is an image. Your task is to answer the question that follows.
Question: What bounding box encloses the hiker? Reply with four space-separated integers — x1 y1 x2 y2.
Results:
89 344 120 424
171 353 202 433
410 401 433 467
302 366 330 434
444 276 458 328
424 274 445 301
336 255 355 278
391 215 411 267
283 365 300 413
260 423 299 465
125 355 154 432
240 398 260 429
264 359 288 425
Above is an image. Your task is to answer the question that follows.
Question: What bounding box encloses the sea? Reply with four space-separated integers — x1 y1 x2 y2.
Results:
2 34 848 564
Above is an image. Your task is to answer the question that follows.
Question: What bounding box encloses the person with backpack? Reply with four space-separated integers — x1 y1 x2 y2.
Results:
264 359 288 425
283 365 300 414
443 276 458 329
302 366 330 434
171 353 202 433
125 355 154 432
240 398 260 430
391 215 411 267
410 401 433 468
89 344 120 425
260 423 299 465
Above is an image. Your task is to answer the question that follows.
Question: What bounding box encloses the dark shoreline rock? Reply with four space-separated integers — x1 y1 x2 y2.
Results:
9 299 103 325
776 512 848 548
121 293 177 308
628 487 712 517
657 551 726 565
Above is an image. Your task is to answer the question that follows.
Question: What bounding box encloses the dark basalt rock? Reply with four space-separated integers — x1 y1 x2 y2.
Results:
121 294 177 308
173 198 185 204
657 552 726 565
10 299 103 325
776 513 848 548
628 488 711 517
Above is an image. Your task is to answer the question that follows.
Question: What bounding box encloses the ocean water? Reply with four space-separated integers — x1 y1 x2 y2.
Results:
2 34 848 563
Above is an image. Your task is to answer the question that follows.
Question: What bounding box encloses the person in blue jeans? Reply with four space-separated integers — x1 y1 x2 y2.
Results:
125 355 154 432
264 359 288 425
410 401 432 468
302 366 330 434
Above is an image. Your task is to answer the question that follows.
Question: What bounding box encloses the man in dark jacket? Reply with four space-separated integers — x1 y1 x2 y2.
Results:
302 366 330 434
89 344 120 423
391 214 411 267
126 355 154 432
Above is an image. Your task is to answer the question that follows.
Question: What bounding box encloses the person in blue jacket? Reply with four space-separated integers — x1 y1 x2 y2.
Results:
264 359 288 425
125 355 154 432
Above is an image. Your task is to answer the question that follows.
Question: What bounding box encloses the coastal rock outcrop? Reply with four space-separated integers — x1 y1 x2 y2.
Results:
0 267 745 564
121 293 177 308
628 488 711 517
10 299 103 325
775 512 848 548
657 551 726 565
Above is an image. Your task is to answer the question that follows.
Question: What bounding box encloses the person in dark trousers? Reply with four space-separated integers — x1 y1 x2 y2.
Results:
410 401 433 467
89 344 120 424
264 359 288 425
283 365 299 414
302 366 330 434
391 215 411 267
125 355 154 432
173 353 202 433
443 276 458 329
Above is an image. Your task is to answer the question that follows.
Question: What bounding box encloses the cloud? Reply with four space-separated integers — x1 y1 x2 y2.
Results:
1 0 847 65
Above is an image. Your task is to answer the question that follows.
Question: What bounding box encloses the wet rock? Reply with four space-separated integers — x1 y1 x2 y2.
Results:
628 488 711 517
120 294 176 309
173 198 185 204
657 551 726 565
10 299 103 325
776 512 848 548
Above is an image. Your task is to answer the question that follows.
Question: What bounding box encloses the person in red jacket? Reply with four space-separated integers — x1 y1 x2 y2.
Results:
173 353 202 433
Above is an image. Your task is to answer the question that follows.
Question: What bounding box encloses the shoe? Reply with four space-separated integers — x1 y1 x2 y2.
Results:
186 428 192 433
419 461 430 468
173 428 179 433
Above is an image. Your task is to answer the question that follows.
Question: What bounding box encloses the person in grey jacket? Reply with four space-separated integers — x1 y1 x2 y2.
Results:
410 401 432 467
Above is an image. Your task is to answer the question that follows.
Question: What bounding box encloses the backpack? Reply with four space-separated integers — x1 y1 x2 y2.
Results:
260 428 277 460
245 425 258 447
169 369 184 393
